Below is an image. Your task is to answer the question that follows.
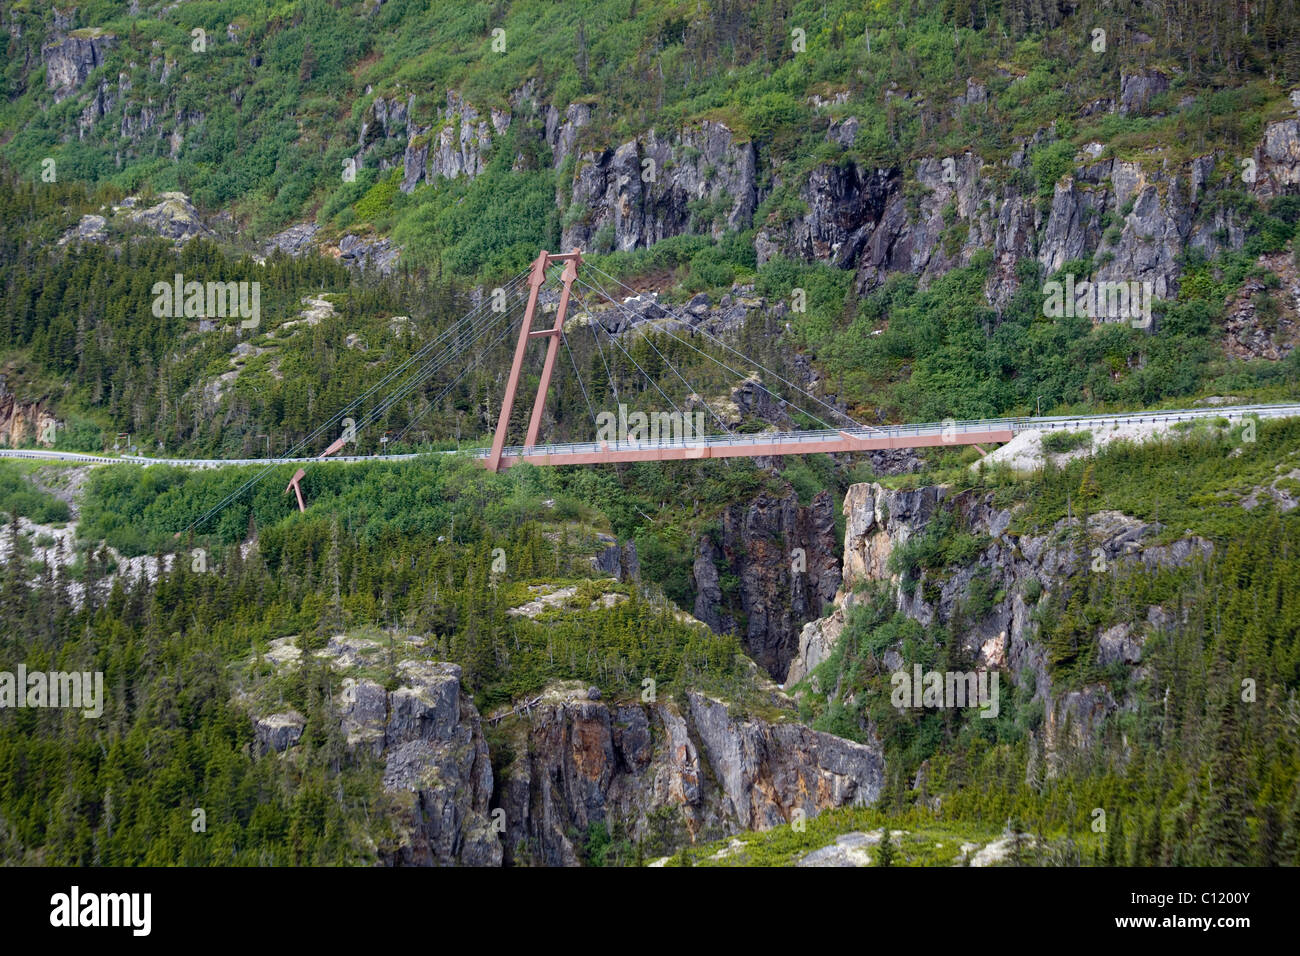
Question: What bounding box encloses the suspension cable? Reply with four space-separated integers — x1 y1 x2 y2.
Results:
180 268 531 534
349 288 527 436
576 277 837 432
583 260 868 429
570 287 686 427
585 302 619 403
393 309 524 444
562 331 599 431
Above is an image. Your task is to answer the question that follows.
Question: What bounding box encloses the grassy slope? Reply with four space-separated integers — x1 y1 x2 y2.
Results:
2 2 1298 453
3 1 1294 268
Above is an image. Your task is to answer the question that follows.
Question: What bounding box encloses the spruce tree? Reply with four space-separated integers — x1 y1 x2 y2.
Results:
1195 666 1254 864
876 827 896 867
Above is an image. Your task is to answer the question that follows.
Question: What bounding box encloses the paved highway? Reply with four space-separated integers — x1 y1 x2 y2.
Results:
2 402 1297 468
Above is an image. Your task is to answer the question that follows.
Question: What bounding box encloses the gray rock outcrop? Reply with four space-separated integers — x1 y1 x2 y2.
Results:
692 486 841 681
58 214 108 245
336 233 400 274
1119 70 1170 115
42 30 116 102
128 192 212 242
562 121 758 252
254 711 305 753
255 660 500 866
493 687 882 866
787 480 1217 767
374 661 501 866
400 91 502 192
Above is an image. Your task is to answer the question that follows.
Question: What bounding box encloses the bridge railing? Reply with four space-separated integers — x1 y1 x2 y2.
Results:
1006 403 1300 433
8 404 1299 466
496 419 1016 458
493 403 1300 458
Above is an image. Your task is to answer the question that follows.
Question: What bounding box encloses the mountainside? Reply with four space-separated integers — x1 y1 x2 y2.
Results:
3 2 1300 464
672 415 1300 865
1 0 1299 869
6 1 1299 280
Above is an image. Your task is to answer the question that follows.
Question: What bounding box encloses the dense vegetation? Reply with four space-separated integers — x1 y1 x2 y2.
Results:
5 0 1297 261
795 420 1300 866
2 0 1299 866
5 0 1300 402
0 453 776 864
2 416 1297 864
3 166 1298 464
4 0 1300 445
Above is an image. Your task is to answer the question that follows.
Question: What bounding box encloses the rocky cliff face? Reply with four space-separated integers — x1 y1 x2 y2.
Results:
493 684 882 866
31 15 1300 321
789 481 1214 763
344 661 502 866
249 636 881 866
368 661 502 867
757 163 899 271
561 121 759 252
544 84 1297 312
399 91 509 192
1222 250 1300 360
767 84 1300 309
0 381 58 447
1255 118 1300 199
250 648 500 866
41 29 116 102
692 486 840 682
22 4 1300 314
37 23 201 159
758 123 1290 308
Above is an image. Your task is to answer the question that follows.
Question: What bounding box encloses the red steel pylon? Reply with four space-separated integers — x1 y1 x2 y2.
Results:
486 248 582 472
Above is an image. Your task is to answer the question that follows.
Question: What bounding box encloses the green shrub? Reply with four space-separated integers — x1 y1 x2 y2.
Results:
0 464 71 523
1244 212 1294 256
964 572 996 620
941 531 989 566
1042 430 1091 453
633 530 693 609
743 92 801 140
687 245 737 291
1031 140 1076 198
354 167 402 222
53 416 105 452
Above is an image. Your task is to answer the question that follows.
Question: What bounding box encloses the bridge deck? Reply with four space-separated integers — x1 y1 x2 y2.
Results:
3 404 1296 469
491 425 1014 467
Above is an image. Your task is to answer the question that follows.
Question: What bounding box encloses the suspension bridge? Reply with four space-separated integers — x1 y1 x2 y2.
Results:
3 248 1298 536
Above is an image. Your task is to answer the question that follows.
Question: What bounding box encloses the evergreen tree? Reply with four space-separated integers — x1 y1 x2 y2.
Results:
1195 663 1254 865
876 827 895 867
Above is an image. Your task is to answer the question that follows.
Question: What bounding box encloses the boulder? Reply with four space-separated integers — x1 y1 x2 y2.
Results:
58 214 107 245
1119 70 1169 115
42 30 117 102
264 222 320 257
129 192 211 242
254 711 306 753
